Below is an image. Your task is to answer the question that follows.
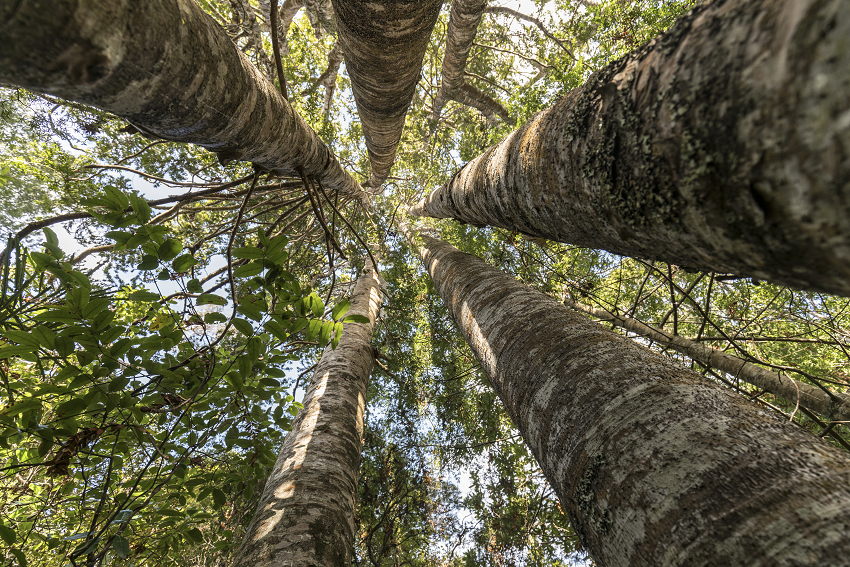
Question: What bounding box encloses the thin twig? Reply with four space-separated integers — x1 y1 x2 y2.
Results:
270 0 288 99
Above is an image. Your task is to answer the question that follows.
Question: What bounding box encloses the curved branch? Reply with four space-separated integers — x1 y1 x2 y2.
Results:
483 6 574 56
563 297 850 422
430 0 514 135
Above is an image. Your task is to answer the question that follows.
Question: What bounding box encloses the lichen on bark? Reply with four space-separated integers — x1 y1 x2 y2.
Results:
410 0 850 297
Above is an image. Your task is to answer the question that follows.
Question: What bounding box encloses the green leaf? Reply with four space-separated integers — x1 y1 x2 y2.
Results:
187 278 203 293
3 398 41 416
9 547 26 567
204 312 227 324
105 230 133 244
171 253 198 273
247 336 262 361
31 325 56 349
33 307 80 323
263 320 289 342
197 294 227 306
129 193 152 224
43 226 59 246
29 251 58 269
38 436 53 457
55 335 75 357
2 329 41 349
268 234 289 254
212 488 226 508
55 398 88 417
224 372 243 392
137 254 159 271
186 528 203 543
128 289 160 302
157 238 182 261
113 535 130 559
157 269 171 280
332 321 344 349
290 318 308 334
332 299 351 320
237 354 252 377
307 292 324 317
343 314 370 324
305 319 322 342
232 318 253 336
0 346 35 358
232 246 265 259
236 302 263 321
319 320 333 347
233 262 264 278
104 185 130 210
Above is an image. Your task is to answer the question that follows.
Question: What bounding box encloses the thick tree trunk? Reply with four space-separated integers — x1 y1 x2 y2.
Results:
330 0 442 189
400 222 850 566
430 0 514 134
0 0 365 199
563 297 850 422
232 262 382 567
410 0 850 297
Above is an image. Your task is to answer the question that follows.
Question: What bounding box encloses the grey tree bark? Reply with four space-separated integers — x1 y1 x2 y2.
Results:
232 261 383 567
563 297 850 422
330 0 442 189
410 0 850 297
430 0 515 136
0 0 366 199
400 221 850 566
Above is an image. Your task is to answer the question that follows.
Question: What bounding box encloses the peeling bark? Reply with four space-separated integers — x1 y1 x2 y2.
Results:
233 262 383 567
331 0 442 189
563 297 850 422
401 223 850 566
430 0 514 135
411 0 850 297
0 0 365 198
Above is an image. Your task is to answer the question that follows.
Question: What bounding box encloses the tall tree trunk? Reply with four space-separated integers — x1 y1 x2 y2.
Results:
563 296 850 422
430 0 514 136
410 0 850 297
400 221 850 566
330 0 442 189
0 0 365 199
233 261 383 566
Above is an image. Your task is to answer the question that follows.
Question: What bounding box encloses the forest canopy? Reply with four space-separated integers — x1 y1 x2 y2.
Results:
1 0 849 566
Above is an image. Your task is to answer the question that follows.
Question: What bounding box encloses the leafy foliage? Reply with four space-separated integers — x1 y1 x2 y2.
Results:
2 0 847 566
